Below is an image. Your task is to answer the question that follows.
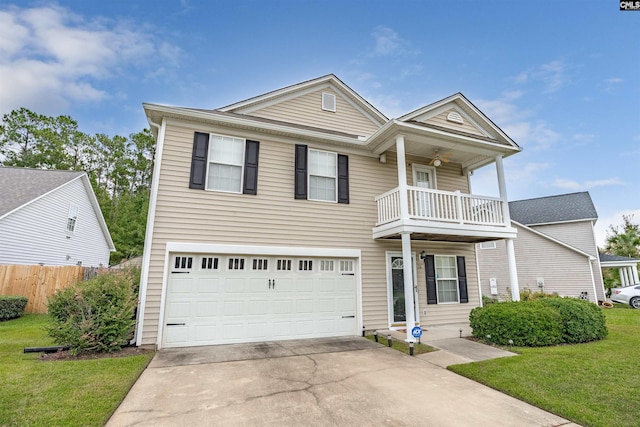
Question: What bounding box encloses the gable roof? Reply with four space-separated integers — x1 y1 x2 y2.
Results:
0 167 115 250
509 192 598 226
218 74 388 126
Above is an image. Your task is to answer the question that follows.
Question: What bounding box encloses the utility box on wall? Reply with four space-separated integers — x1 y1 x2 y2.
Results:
489 278 498 295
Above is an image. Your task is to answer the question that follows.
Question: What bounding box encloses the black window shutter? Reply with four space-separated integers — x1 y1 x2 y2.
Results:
337 154 349 204
425 254 437 304
189 132 209 189
243 140 260 195
294 144 308 199
457 256 469 303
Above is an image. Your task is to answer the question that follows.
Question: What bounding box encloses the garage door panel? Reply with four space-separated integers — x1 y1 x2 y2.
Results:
163 254 358 348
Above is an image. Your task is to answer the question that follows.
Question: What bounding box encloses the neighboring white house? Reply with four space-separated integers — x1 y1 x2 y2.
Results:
0 167 115 267
477 192 607 303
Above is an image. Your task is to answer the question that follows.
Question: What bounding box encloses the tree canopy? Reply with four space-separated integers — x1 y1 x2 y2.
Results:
605 215 640 259
0 108 155 264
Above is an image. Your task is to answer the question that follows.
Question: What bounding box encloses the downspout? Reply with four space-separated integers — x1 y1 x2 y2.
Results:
588 257 598 304
133 116 165 347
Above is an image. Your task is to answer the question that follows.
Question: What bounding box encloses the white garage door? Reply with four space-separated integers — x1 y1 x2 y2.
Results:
162 254 357 348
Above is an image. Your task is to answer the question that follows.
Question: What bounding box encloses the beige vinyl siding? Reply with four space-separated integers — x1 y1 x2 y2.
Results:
140 121 479 344
417 108 486 137
477 225 599 302
247 88 380 137
531 221 605 300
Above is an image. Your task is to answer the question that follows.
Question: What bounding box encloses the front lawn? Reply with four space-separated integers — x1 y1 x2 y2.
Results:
450 308 639 427
0 314 154 426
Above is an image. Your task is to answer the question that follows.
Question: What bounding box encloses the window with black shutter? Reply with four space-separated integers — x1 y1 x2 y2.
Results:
294 144 349 203
424 254 468 304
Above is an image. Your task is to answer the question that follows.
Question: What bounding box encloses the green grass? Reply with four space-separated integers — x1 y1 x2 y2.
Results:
450 308 640 427
364 334 437 355
0 314 154 427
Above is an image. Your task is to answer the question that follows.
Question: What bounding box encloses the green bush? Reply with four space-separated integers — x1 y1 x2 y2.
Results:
470 298 608 347
470 301 563 346
46 272 137 355
0 296 28 321
537 298 608 343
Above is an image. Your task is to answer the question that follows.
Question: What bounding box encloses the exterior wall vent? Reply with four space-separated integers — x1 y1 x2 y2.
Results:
322 92 336 112
446 111 464 124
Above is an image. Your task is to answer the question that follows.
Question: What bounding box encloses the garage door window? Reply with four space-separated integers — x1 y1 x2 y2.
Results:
252 258 269 271
339 260 354 274
320 260 334 272
228 258 245 270
276 259 292 271
201 257 219 270
298 259 313 271
173 256 193 271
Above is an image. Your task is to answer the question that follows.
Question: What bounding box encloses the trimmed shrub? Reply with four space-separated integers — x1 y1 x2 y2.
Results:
537 298 608 343
46 272 137 355
470 301 563 346
470 298 608 347
0 296 28 321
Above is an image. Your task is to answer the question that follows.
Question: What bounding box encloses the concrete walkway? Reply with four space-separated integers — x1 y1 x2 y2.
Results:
107 335 579 427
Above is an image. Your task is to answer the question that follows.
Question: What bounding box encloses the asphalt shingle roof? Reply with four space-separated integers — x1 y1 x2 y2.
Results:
0 167 84 217
599 253 640 263
508 192 598 225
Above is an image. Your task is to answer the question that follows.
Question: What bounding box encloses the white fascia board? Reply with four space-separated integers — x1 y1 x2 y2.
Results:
80 174 116 251
165 242 361 258
523 218 598 227
143 103 366 147
512 221 595 260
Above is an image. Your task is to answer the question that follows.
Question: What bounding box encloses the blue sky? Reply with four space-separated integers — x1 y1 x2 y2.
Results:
1 1 638 246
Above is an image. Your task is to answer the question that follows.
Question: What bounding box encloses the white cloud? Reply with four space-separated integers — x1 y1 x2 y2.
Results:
512 59 568 93
369 26 418 57
471 161 551 199
475 93 560 150
594 209 640 248
0 5 181 115
553 178 625 191
603 77 624 94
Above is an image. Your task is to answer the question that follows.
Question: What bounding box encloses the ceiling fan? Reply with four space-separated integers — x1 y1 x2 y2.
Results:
429 149 452 167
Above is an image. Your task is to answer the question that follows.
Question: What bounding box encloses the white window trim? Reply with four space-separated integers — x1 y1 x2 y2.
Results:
205 133 246 194
66 203 79 233
435 254 460 304
308 148 338 203
411 164 437 188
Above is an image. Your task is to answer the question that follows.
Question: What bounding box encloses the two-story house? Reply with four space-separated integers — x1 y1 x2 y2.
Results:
135 75 522 349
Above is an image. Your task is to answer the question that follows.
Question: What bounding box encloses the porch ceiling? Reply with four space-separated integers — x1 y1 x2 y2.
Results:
368 120 520 171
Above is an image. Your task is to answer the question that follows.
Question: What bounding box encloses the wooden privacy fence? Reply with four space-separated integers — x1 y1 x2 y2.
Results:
0 265 98 314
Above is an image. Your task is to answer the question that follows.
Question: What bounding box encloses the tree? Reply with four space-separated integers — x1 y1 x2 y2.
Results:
0 107 156 265
605 215 640 259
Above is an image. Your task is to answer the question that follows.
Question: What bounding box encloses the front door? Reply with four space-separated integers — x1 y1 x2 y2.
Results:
388 254 419 326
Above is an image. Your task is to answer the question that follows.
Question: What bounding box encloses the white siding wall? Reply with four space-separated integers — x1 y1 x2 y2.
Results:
477 225 600 302
0 178 111 267
139 119 480 345
417 108 486 136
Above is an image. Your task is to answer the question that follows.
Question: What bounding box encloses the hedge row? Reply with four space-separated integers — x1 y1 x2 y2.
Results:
469 297 607 347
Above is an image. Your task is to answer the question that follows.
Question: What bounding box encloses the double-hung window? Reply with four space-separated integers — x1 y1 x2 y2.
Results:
66 204 78 233
207 135 245 193
308 149 337 202
435 255 459 303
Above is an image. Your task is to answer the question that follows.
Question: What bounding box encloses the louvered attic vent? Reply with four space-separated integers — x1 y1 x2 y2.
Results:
447 111 464 124
322 92 336 112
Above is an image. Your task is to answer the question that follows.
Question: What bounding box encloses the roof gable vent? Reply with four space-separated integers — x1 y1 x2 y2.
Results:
446 111 464 124
322 92 336 112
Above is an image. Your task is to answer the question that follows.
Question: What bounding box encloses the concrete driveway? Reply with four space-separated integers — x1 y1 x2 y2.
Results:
107 337 577 427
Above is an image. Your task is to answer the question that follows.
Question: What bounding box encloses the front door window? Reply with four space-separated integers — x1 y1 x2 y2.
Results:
391 257 405 322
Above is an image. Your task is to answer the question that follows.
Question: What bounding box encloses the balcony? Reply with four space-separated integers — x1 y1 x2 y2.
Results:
373 186 517 242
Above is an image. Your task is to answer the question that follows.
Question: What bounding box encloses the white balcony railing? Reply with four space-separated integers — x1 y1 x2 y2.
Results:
375 186 506 227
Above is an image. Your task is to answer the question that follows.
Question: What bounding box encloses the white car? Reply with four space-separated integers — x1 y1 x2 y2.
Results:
610 284 640 309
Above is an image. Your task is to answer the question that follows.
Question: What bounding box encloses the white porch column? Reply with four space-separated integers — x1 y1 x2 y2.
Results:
620 267 630 286
401 232 416 343
396 135 416 341
396 135 409 221
633 265 639 283
496 155 520 301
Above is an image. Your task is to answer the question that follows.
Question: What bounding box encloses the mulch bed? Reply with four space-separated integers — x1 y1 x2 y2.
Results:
40 346 154 361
